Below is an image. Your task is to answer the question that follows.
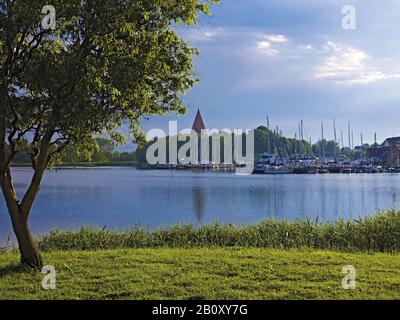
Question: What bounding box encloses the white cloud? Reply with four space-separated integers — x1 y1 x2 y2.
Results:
262 34 288 43
257 40 279 55
298 44 313 50
255 34 288 56
182 27 226 42
315 41 400 85
183 27 289 57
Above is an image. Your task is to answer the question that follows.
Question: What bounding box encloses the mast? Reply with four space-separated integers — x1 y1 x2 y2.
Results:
341 130 344 150
333 119 337 144
351 130 354 150
348 122 351 149
298 122 301 156
333 119 337 159
266 116 271 154
321 122 324 160
301 120 304 140
361 132 364 160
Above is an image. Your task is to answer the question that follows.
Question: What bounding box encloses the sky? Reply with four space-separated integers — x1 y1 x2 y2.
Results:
121 0 400 150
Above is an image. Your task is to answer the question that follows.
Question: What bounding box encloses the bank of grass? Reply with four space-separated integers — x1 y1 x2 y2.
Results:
39 210 400 253
2 211 400 300
1 248 400 300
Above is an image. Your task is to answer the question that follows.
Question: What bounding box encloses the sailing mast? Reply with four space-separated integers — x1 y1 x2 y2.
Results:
321 122 325 161
333 119 337 159
348 122 351 149
341 130 344 150
351 130 354 150
361 132 364 160
266 116 271 154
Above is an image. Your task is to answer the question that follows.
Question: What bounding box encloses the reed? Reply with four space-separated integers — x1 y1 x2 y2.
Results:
38 210 400 253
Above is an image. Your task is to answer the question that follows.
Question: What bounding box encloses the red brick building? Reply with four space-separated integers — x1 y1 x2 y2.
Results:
367 137 400 167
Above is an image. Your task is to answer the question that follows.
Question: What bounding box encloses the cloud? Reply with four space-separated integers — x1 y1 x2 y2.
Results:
255 34 288 55
262 34 288 43
298 44 313 50
183 27 289 57
315 41 400 85
256 40 279 55
182 27 226 42
183 26 400 89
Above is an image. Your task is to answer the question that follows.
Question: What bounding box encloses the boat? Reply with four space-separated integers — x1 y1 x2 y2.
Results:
317 168 328 174
307 167 317 174
367 165 383 174
328 166 341 174
253 164 266 174
340 166 352 174
259 153 274 164
264 165 294 174
293 167 308 174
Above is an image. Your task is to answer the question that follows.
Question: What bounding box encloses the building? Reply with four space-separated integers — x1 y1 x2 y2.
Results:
192 109 206 134
191 109 207 164
367 137 400 167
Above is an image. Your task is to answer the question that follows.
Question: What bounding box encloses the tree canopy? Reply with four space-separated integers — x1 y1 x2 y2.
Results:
0 0 217 267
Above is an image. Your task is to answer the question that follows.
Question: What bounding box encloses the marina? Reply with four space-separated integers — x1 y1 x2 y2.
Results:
144 111 400 175
253 153 389 175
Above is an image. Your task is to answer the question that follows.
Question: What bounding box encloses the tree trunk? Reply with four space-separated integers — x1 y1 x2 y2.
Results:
10 209 43 268
0 121 52 269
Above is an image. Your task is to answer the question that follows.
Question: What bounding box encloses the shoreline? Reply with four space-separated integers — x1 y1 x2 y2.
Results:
2 212 400 299
2 211 400 252
15 210 400 253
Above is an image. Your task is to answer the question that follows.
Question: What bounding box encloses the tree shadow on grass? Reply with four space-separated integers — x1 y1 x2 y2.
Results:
0 263 33 277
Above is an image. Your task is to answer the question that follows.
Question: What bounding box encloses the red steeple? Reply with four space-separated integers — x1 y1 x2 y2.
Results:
192 109 206 134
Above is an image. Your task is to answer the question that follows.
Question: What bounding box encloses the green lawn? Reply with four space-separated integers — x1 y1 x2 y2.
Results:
1 248 400 300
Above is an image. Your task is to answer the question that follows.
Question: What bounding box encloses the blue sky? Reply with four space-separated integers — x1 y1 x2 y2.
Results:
123 0 400 150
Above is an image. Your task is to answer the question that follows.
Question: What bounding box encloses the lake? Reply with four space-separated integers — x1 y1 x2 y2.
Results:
1 167 400 241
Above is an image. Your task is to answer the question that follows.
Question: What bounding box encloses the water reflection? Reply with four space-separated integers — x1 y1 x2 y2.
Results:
1 168 400 241
192 186 205 222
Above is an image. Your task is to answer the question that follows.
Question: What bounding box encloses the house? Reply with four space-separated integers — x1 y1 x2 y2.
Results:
367 137 400 167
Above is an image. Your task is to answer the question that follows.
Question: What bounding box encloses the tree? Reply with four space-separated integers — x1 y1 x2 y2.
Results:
312 140 340 158
0 0 216 268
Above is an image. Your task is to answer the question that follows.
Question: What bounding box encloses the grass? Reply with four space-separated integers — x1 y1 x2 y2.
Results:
3 211 400 300
1 248 400 300
39 210 400 253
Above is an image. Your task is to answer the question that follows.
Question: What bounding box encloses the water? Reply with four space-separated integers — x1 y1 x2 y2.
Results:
1 167 400 241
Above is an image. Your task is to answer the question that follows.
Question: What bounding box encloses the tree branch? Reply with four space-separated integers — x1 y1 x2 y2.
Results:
20 128 54 216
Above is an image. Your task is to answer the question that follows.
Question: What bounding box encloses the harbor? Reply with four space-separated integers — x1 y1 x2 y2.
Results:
144 111 400 175
253 155 390 175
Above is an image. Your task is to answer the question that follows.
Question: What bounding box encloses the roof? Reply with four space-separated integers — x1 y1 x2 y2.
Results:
192 109 206 134
382 137 400 146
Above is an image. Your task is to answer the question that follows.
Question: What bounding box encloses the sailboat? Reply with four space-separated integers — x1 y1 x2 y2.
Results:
264 165 294 174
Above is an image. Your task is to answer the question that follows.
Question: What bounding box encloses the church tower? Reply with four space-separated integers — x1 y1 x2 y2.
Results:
192 109 206 134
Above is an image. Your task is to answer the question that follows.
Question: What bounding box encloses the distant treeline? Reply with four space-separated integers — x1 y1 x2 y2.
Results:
11 138 136 165
135 126 370 164
10 126 371 166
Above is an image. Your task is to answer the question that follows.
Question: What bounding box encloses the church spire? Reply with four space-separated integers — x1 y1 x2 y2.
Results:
192 109 206 134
